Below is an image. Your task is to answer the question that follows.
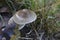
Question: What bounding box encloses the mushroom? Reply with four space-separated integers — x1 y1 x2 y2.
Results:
0 7 9 12
8 9 37 30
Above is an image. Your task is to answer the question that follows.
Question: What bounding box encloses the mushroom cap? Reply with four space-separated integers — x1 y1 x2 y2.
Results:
0 7 9 12
12 9 37 24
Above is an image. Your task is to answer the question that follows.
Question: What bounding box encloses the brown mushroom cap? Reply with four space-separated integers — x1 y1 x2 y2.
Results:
0 7 9 12
12 9 37 24
16 9 31 19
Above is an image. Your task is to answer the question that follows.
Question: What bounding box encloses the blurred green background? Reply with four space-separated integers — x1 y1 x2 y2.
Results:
0 0 60 40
